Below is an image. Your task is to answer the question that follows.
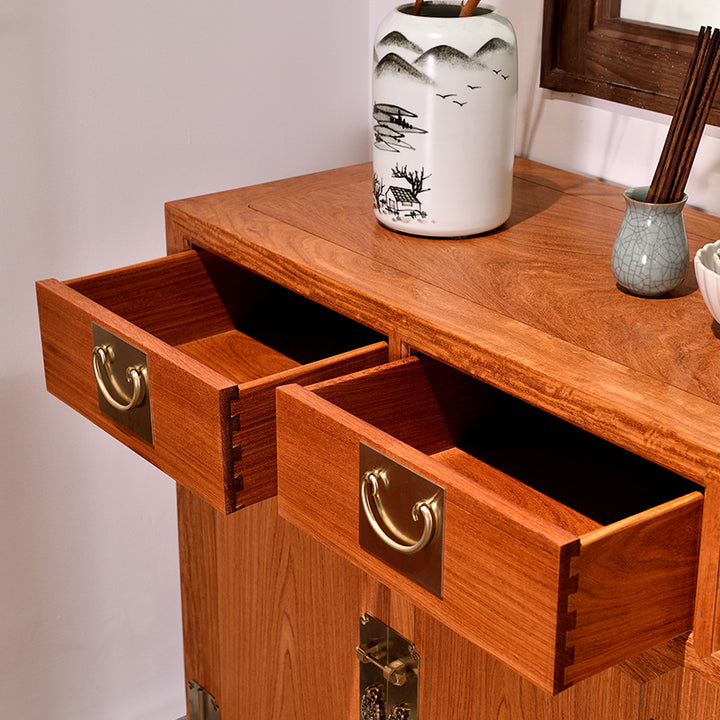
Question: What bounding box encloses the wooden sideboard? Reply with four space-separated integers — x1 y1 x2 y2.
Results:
37 158 720 718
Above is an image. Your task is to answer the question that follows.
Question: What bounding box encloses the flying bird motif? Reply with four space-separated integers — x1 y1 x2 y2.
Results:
453 100 467 107
436 93 458 99
467 84 481 89
492 69 501 74
501 74 509 80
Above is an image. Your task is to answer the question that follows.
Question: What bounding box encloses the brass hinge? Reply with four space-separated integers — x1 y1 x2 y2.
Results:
187 681 219 720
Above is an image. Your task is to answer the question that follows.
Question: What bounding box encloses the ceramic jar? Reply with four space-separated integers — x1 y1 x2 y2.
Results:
611 186 689 297
372 2 517 237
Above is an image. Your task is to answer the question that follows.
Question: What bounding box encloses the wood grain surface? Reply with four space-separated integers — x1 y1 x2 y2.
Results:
38 156 720 716
164 159 720 660
177 485 222 705
215 497 363 720
37 248 387 513
415 606 688 719
37 273 238 512
164 160 720 493
276 375 571 692
275 355 704 692
566 493 702 685
228 341 388 509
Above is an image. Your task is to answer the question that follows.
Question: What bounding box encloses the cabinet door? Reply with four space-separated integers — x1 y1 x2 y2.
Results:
178 486 687 720
679 669 720 720
415 608 685 720
178 488 363 720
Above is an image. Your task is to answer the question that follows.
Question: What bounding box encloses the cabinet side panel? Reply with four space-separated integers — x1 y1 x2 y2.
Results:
177 486 221 707
692 482 720 656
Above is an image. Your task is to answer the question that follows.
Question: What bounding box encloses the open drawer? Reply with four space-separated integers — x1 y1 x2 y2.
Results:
276 355 703 693
36 249 387 514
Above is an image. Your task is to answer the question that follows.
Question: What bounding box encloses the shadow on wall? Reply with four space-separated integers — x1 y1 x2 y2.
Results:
0 370 183 718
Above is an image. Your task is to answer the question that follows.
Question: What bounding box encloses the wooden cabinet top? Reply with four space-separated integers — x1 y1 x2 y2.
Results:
165 158 720 488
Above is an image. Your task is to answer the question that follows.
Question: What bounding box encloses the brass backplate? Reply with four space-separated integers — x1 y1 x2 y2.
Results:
359 613 419 720
359 443 444 597
92 323 153 445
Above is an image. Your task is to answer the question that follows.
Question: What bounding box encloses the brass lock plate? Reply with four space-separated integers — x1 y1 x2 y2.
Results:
91 323 153 444
358 613 419 720
359 443 444 597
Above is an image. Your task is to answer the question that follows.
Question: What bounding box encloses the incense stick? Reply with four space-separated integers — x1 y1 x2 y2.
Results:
647 27 708 203
459 0 481 17
647 26 720 204
413 1 481 18
670 33 720 200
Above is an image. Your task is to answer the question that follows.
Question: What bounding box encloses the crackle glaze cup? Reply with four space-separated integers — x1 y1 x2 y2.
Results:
611 186 689 297
372 3 517 237
695 239 720 325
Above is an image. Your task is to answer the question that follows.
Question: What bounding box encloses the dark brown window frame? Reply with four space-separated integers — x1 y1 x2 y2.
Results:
541 0 720 126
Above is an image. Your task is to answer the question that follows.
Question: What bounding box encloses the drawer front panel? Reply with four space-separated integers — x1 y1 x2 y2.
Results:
276 381 577 693
276 356 704 693
37 277 236 512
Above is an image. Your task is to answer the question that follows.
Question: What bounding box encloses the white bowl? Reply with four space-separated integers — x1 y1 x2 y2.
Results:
694 239 720 324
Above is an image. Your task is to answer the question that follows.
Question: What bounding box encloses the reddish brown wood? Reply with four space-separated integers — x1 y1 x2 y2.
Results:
433 446 599 537
566 494 702 685
215 498 363 720
39 158 720 716
684 633 720 674
458 0 480 18
275 356 702 693
276 376 569 692
691 483 720 657
229 342 388 509
36 274 238 512
165 161 720 494
37 248 387 514
177 488 365 720
163 160 720 712
176 330 301 384
679 668 720 719
415 605 684 719
648 28 711 203
177 486 222 705
66 251 238 345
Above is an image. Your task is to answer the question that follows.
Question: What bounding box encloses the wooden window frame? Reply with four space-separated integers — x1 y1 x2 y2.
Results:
541 0 720 125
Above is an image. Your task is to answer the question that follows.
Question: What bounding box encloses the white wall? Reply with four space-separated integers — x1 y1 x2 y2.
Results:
1 1 369 718
5 1 720 719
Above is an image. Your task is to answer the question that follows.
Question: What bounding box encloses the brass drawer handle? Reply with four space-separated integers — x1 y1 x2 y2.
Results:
361 469 438 555
92 344 146 412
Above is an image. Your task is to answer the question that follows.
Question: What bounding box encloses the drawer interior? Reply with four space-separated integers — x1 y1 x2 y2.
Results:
311 355 701 532
68 249 384 385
